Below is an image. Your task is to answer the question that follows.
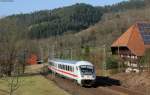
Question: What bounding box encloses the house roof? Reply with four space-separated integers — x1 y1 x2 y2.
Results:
111 23 146 56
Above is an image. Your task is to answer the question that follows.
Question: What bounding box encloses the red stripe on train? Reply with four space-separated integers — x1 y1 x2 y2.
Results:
48 66 78 78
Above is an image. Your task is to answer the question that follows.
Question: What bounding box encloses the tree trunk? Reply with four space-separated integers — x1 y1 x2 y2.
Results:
8 63 13 76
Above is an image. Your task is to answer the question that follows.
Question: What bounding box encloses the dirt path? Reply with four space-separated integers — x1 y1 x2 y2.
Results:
44 74 144 95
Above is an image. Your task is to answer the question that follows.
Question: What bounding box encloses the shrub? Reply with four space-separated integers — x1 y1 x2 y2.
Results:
106 57 118 70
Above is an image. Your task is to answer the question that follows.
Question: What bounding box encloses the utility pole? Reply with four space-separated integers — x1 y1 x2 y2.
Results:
51 45 56 79
40 46 43 62
40 46 46 74
70 48 73 60
52 45 55 59
103 44 106 76
118 45 120 72
23 49 27 74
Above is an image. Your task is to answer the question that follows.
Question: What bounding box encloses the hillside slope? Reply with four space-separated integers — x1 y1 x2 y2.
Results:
2 3 102 39
76 7 150 47
0 0 146 39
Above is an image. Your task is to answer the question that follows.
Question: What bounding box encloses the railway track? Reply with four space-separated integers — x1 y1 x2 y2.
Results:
107 85 144 95
44 74 144 95
96 76 145 95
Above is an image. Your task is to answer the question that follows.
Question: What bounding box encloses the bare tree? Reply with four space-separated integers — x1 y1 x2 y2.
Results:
5 61 21 95
0 36 23 94
0 19 26 95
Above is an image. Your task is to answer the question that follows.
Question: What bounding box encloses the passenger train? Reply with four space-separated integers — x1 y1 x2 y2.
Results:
48 59 96 86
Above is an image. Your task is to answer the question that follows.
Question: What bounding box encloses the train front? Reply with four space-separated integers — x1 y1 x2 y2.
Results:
77 62 96 86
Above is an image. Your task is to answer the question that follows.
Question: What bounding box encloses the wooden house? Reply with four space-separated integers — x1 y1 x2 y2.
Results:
111 22 150 72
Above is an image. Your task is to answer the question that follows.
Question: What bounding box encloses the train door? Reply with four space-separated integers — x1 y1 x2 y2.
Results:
75 66 81 84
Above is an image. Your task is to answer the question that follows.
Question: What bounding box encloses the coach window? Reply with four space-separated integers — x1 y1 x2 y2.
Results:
67 66 69 71
67 65 69 71
59 64 60 69
64 65 66 70
70 67 72 71
72 67 74 72
68 66 69 71
69 66 71 71
66 65 68 71
68 66 70 71
69 66 70 71
71 66 73 71
59 64 61 69
66 66 67 71
68 66 71 71
66 66 68 71
62 65 64 70
60 64 62 69
70 66 72 72
64 65 65 70
61 65 63 69
65 65 67 71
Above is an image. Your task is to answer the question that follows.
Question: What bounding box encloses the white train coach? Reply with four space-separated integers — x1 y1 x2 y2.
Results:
48 59 96 86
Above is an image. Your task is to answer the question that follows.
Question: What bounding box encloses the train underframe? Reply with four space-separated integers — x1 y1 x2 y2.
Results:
80 79 95 86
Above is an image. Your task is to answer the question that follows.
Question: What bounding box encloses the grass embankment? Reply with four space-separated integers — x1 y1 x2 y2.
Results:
0 75 70 95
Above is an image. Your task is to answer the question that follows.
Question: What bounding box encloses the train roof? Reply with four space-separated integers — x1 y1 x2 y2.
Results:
50 59 78 64
49 59 93 66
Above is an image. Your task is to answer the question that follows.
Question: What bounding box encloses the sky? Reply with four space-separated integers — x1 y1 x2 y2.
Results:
0 0 128 17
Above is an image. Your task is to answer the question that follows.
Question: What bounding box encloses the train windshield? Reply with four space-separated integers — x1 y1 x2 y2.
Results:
80 65 94 75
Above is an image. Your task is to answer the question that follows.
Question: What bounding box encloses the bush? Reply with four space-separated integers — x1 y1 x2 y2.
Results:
106 57 118 70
